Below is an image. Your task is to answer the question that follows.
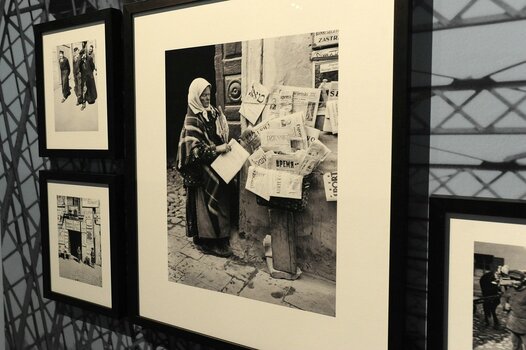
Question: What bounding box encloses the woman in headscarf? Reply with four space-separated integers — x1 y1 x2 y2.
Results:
176 78 233 257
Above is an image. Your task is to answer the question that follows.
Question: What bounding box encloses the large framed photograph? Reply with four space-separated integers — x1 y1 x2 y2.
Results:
125 0 409 349
428 196 526 350
40 171 124 316
34 9 122 158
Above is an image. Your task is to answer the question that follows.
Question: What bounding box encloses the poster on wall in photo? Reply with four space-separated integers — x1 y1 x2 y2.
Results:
324 171 337 201
312 30 339 49
311 47 339 61
34 9 122 157
314 59 338 121
127 0 408 349
39 171 124 316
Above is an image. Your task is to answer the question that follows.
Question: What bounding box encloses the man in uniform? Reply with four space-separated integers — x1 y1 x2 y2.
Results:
480 266 506 328
79 44 97 110
58 50 71 103
505 270 526 350
72 47 83 106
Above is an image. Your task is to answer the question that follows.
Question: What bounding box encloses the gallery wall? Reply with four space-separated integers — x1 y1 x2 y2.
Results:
408 0 526 348
1 0 526 349
0 0 214 348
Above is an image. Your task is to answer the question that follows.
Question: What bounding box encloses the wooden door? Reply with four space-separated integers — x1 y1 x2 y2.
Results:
215 42 242 139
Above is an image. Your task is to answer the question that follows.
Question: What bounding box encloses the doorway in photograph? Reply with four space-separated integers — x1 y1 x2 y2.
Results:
57 195 102 287
69 230 81 259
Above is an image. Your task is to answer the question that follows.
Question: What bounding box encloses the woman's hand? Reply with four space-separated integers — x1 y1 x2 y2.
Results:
216 143 232 154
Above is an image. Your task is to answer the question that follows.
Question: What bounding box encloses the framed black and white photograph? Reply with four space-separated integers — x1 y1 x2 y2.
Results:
125 0 409 349
40 171 124 315
428 196 526 350
34 9 122 158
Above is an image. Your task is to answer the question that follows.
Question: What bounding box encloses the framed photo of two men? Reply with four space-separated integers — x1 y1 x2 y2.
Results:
125 0 409 349
34 9 122 158
428 196 526 350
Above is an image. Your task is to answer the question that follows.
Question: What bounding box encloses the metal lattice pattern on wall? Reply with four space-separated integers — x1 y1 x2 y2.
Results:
408 0 526 348
5 0 525 348
0 0 218 348
414 0 526 31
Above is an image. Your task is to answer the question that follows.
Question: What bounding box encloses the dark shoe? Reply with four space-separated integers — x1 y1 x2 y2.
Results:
192 237 213 252
81 103 86 111
194 239 232 258
208 243 232 258
61 98 66 103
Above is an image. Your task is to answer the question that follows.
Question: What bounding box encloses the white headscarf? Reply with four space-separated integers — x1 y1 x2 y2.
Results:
187 77 229 143
188 77 212 121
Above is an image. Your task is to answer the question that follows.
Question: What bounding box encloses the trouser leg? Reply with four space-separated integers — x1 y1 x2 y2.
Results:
483 302 491 324
511 332 522 350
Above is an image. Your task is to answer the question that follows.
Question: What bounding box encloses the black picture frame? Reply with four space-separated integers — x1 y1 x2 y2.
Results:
40 171 125 317
428 195 526 350
124 0 410 349
34 9 122 158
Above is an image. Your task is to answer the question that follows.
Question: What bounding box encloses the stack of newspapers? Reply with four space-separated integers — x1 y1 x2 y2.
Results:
243 111 331 201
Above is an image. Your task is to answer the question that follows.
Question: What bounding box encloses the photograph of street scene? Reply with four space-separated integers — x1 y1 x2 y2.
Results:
52 40 98 132
57 195 102 287
166 31 338 316
473 241 526 350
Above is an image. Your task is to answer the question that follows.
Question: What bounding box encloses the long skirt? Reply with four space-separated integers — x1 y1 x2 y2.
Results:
185 186 230 239
74 74 82 102
60 72 70 98
84 75 97 104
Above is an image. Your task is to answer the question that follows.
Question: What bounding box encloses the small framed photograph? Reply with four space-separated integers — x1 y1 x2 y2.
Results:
40 171 124 315
34 9 122 158
428 196 526 350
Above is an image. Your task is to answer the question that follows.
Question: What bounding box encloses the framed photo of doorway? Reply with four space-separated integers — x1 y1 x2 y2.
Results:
39 171 124 316
124 0 410 348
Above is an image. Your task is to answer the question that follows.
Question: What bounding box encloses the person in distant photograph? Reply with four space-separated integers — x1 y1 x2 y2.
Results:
58 50 71 103
79 43 97 110
176 78 233 257
480 265 507 328
91 247 95 267
88 45 96 69
72 47 83 106
504 270 526 350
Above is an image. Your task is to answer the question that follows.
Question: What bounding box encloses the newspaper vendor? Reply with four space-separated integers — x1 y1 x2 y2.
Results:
176 77 233 257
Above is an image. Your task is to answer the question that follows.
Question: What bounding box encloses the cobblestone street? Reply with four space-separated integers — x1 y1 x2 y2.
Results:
167 168 336 317
473 306 512 349
59 257 102 287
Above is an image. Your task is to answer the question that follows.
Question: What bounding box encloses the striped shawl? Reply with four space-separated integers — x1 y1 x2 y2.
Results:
177 109 223 217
